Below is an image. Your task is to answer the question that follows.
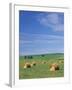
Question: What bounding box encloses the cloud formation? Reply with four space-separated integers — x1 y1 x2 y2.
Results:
37 13 64 32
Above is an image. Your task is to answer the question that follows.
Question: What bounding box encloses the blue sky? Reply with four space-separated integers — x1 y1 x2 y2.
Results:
19 10 64 56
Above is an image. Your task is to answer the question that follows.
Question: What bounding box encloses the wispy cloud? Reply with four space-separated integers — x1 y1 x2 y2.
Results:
37 13 64 32
19 33 63 44
19 33 64 55
20 33 63 40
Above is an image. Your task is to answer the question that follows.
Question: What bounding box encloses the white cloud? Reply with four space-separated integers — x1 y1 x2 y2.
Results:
37 13 64 32
46 14 59 24
54 24 64 31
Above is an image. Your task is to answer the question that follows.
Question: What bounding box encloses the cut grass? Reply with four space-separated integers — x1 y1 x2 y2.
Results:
19 53 64 79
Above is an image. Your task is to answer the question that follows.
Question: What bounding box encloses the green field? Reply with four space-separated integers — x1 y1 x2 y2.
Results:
19 53 64 79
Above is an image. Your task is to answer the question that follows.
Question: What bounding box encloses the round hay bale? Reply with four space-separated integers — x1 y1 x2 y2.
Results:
26 63 31 68
55 65 59 70
24 65 27 69
42 61 46 64
50 63 59 70
50 66 55 71
31 62 36 66
24 63 31 69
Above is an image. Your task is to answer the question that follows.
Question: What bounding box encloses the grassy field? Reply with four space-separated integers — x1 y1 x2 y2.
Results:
19 53 64 79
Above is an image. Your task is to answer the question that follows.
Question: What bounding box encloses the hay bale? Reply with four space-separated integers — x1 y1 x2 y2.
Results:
24 65 27 69
42 61 46 64
50 66 55 71
24 63 31 69
31 61 36 66
50 63 59 71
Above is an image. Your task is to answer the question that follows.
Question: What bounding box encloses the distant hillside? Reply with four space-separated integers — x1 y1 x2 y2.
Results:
19 53 64 60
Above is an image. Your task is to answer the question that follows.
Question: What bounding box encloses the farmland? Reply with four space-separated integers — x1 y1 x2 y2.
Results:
19 53 64 79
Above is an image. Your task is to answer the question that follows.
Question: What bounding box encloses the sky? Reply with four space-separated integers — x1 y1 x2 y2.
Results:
19 10 64 56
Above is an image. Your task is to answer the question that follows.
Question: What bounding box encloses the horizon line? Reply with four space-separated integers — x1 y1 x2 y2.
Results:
19 52 64 56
